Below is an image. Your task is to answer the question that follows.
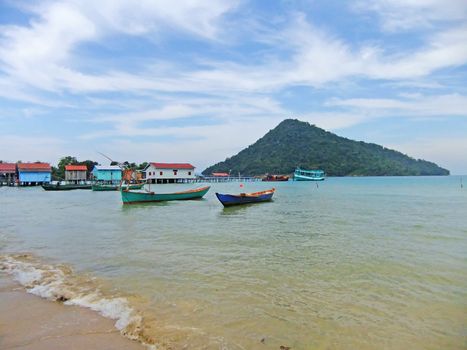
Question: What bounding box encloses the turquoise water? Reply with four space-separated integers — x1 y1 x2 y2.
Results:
1 177 466 349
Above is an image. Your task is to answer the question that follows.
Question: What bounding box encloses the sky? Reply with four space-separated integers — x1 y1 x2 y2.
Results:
0 0 466 174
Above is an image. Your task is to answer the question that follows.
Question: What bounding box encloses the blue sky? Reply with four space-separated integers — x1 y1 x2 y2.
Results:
0 0 466 174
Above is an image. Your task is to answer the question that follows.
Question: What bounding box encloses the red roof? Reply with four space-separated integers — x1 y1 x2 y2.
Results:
212 172 230 177
0 163 16 173
150 163 195 169
17 163 51 172
65 165 87 171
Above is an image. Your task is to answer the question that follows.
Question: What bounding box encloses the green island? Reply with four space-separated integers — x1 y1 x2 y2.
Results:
203 119 449 176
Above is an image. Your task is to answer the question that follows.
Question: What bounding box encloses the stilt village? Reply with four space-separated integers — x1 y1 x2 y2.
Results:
0 156 324 205
0 160 262 187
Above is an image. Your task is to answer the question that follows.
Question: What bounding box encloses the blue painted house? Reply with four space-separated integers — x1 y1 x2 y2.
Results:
92 165 122 183
17 163 51 185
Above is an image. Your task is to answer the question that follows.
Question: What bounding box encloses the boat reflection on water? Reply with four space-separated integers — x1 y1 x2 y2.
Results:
120 200 172 211
219 203 257 216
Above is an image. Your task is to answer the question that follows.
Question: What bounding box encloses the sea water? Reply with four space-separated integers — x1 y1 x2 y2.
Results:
1 176 466 349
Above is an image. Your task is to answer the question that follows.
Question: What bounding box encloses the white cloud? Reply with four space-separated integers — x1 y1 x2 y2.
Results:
267 18 467 85
353 0 467 32
2 3 467 98
77 0 238 38
328 93 467 117
150 15 467 93
0 0 238 93
0 135 66 163
364 25 467 79
0 78 72 107
0 2 96 91
80 95 286 140
388 137 467 175
298 112 371 130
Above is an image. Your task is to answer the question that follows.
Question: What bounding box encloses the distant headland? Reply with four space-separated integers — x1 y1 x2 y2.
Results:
203 119 449 176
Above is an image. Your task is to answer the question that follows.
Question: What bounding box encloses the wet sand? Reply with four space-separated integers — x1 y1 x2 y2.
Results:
0 273 145 350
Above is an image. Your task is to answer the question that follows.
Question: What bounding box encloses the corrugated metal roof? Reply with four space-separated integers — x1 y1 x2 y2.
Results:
65 165 87 171
93 165 122 171
0 163 16 173
17 163 51 172
150 163 195 169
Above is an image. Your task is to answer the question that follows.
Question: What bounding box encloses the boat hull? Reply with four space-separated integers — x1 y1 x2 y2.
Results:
42 184 92 191
92 183 144 191
293 174 325 181
215 189 274 207
120 183 145 190
121 186 210 204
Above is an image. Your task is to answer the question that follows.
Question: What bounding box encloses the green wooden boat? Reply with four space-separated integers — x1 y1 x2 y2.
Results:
92 183 145 191
42 183 92 191
121 186 210 204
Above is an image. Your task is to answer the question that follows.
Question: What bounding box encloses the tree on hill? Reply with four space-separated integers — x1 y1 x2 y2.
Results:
203 119 449 176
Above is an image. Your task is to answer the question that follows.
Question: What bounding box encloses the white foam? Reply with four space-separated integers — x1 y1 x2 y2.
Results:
13 266 43 286
1 256 43 286
65 294 140 331
0 254 145 345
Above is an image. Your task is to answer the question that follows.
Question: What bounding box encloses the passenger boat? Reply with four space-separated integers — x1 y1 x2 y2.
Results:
215 188 275 207
262 174 289 182
121 186 210 204
92 183 145 191
293 168 325 181
42 183 92 191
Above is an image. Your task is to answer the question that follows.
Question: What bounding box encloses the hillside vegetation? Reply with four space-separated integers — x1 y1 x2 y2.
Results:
203 119 449 176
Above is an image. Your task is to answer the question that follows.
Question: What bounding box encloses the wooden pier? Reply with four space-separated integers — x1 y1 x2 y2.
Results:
192 176 260 183
156 176 261 184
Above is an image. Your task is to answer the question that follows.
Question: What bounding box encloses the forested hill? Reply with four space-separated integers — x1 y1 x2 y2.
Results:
203 119 449 176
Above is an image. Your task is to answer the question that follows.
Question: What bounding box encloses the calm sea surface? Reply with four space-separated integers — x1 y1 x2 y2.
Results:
1 176 466 349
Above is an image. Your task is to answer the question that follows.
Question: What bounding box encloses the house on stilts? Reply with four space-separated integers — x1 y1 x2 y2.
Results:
144 162 195 184
17 163 51 186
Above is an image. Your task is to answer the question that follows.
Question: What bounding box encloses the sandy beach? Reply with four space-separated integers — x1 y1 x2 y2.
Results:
0 272 144 350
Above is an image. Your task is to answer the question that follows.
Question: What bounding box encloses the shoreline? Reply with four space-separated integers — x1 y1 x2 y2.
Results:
0 272 145 350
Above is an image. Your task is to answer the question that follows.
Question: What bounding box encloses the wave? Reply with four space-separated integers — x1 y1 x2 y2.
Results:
0 253 153 349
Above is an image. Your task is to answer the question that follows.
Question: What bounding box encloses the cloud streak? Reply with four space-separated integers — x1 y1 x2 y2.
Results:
328 93 467 117
353 0 467 32
2 2 467 97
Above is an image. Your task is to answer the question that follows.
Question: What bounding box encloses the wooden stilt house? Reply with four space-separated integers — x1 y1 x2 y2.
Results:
17 163 51 186
0 163 17 186
65 165 88 183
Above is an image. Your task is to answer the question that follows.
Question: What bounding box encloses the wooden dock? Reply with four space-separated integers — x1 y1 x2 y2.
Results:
194 176 260 183
175 176 261 183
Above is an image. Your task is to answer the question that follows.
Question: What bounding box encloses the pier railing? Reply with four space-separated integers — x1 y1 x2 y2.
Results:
187 176 261 183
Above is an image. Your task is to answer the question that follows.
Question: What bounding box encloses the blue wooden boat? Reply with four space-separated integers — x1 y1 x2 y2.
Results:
293 168 325 181
215 188 275 207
